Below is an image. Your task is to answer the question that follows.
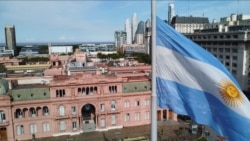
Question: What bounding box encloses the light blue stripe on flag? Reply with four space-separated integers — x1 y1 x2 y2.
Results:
156 16 250 141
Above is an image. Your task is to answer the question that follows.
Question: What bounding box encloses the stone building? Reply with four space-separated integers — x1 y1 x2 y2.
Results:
0 52 177 141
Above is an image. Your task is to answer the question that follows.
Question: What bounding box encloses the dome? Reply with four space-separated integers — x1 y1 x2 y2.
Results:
0 79 9 95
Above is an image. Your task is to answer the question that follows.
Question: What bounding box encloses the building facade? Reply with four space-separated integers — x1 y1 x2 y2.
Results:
171 16 209 34
0 52 178 141
185 14 250 91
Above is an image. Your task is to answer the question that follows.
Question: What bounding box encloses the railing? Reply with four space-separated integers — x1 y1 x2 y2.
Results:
0 120 9 126
54 115 69 119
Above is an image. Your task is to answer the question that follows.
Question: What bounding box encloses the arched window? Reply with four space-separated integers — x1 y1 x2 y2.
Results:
30 108 36 117
43 106 49 116
86 87 89 95
82 87 86 95
90 87 93 95
59 105 65 116
16 109 23 118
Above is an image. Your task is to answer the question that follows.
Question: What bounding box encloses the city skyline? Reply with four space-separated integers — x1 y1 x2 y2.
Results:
0 0 250 43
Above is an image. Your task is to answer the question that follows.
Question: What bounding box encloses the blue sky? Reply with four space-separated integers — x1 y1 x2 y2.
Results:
0 0 249 43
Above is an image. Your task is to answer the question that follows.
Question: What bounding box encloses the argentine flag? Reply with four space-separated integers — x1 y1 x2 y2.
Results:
156 17 250 141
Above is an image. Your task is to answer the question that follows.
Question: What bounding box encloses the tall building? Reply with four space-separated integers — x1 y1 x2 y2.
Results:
145 19 152 55
114 30 127 48
135 21 145 45
168 3 175 24
5 25 16 55
125 18 132 44
131 13 138 43
185 14 250 91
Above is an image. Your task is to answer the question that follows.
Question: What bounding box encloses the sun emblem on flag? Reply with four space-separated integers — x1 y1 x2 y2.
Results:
219 79 244 107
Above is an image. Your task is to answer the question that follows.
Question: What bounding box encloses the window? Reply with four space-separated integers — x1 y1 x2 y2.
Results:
145 111 150 120
100 104 105 112
135 100 140 107
124 100 130 108
100 119 105 128
111 101 116 110
232 63 237 67
16 109 23 118
56 89 65 97
233 56 237 60
43 122 50 132
59 105 65 116
232 49 238 53
30 124 37 134
72 121 77 131
30 108 36 117
17 125 24 135
135 112 140 121
144 99 150 106
124 113 130 122
109 86 117 93
0 111 6 122
111 115 116 125
43 106 49 116
60 121 66 131
71 106 76 115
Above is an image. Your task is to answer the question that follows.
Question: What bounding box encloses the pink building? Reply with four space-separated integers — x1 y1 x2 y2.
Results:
0 52 178 141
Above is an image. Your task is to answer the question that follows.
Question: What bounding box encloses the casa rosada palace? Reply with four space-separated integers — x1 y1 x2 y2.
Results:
0 51 177 141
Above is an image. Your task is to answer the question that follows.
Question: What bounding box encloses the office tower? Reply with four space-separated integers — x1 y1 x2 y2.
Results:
125 18 132 44
135 21 145 45
131 13 137 43
114 30 127 48
5 25 16 55
145 19 151 54
168 3 175 24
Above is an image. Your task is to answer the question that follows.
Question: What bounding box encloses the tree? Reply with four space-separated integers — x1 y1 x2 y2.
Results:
38 45 48 54
0 64 6 73
131 53 151 64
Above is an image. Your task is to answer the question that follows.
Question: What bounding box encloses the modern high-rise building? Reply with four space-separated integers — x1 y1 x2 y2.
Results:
145 19 152 55
135 21 145 45
125 18 132 44
114 30 127 48
168 3 175 24
131 13 138 43
5 25 16 55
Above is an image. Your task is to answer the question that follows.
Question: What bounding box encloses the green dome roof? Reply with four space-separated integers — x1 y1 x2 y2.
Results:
0 79 9 95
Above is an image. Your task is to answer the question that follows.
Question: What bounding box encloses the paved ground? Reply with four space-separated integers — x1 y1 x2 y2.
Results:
24 120 201 141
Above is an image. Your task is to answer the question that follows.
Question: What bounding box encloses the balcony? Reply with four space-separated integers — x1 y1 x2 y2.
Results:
107 109 120 114
70 113 78 118
54 115 69 120
0 120 9 126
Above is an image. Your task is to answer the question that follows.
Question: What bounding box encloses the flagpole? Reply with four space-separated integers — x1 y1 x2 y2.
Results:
151 0 157 141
